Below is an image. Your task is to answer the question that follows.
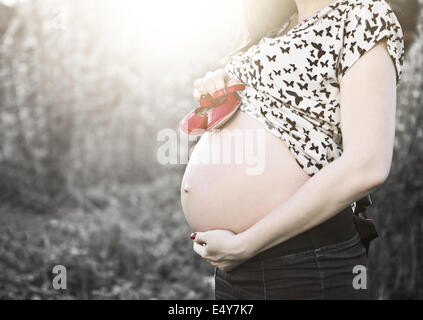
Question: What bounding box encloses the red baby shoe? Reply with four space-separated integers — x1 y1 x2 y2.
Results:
179 82 246 136
207 82 245 131
179 94 215 136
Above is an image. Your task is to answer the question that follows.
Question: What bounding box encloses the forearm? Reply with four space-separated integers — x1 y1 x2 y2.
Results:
237 154 385 258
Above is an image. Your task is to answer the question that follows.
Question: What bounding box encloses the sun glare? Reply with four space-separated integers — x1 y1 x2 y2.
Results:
4 0 243 77
96 0 243 71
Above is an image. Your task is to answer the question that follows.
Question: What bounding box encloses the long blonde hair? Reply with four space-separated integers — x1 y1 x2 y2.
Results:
216 0 398 69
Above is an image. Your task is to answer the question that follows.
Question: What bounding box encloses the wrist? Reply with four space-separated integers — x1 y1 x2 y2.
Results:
233 229 262 260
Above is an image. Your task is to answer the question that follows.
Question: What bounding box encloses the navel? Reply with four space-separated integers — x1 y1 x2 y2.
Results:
183 184 190 193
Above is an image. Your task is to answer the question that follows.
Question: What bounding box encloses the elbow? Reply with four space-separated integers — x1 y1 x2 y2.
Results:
366 168 389 189
343 153 390 191
358 170 387 193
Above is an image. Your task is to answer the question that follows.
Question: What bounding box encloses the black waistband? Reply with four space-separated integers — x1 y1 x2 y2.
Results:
254 204 358 260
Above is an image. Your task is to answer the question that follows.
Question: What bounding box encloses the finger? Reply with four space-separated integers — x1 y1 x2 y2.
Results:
219 262 234 272
193 77 205 90
193 241 207 258
193 232 207 245
223 71 231 83
212 72 226 93
226 78 244 87
193 88 202 101
203 71 218 96
212 263 227 271
193 78 208 96
216 68 229 83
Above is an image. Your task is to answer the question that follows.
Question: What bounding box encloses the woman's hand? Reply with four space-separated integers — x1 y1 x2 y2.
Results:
193 69 243 101
191 229 252 272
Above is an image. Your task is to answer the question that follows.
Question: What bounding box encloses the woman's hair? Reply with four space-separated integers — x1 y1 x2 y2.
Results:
216 0 296 68
216 0 397 69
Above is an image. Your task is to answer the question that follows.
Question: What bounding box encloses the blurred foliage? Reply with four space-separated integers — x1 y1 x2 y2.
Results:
0 0 218 299
368 0 423 299
0 0 422 300
0 174 214 299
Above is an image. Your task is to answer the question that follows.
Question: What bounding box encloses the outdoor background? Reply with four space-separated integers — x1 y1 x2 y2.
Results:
0 0 421 300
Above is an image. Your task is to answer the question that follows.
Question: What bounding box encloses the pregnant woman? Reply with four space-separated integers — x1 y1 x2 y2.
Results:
180 0 404 299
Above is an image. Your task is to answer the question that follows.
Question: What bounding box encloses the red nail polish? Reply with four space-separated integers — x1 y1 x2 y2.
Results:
190 232 197 240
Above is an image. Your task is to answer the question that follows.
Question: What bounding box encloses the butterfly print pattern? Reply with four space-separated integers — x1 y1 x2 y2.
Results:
224 0 404 177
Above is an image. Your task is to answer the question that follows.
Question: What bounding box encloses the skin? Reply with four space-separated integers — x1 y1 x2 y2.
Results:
191 0 398 272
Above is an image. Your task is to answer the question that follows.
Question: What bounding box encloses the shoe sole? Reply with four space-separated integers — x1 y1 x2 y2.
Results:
178 124 207 137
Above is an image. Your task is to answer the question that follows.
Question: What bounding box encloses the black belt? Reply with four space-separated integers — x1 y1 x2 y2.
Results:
253 194 378 261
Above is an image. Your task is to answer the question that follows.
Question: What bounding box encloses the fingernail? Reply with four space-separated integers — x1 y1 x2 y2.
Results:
190 232 197 240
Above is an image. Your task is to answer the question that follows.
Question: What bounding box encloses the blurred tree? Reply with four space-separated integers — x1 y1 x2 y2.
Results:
0 3 14 38
369 0 423 299
0 0 169 211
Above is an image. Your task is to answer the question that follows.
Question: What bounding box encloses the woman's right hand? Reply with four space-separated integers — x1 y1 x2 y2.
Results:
193 69 242 101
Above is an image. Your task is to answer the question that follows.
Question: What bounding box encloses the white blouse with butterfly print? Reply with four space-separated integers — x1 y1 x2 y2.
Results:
224 0 405 177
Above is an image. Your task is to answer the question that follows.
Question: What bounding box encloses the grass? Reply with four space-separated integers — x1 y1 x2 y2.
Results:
0 173 215 300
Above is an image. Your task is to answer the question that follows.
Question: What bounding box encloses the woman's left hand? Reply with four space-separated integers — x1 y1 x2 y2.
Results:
191 229 251 272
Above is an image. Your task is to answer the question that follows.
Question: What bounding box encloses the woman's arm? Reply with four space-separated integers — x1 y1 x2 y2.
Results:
240 39 398 257
193 39 398 270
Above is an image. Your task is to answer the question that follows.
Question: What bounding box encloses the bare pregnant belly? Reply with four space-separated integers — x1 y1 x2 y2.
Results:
180 110 311 234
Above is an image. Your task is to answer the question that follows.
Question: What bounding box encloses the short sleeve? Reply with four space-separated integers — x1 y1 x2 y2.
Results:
337 0 405 85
